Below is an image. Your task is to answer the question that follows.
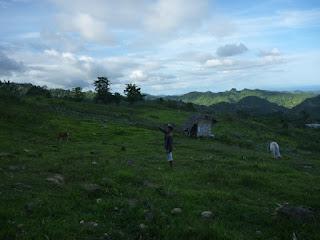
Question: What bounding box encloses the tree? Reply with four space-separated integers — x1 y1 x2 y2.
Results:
123 83 144 104
71 87 85 102
113 92 122 105
26 85 51 98
94 77 112 103
0 80 21 100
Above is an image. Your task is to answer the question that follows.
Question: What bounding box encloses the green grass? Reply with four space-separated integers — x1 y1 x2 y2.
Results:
0 96 319 239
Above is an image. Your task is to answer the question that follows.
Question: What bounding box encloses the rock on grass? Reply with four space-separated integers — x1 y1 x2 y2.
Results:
46 174 64 186
276 204 314 222
82 183 103 195
201 211 213 219
171 208 182 215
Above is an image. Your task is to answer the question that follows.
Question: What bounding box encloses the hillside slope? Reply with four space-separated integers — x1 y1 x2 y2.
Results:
210 96 287 115
166 89 317 108
291 95 320 121
0 95 320 239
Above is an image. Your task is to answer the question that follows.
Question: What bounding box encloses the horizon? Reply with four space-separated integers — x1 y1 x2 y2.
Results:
3 80 320 96
1 0 320 95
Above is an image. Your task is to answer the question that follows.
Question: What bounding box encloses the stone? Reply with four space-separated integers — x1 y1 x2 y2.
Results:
82 183 102 194
80 220 98 228
276 204 314 222
139 223 147 230
201 211 213 219
171 208 182 215
101 233 112 240
293 232 298 240
46 174 64 185
17 224 24 229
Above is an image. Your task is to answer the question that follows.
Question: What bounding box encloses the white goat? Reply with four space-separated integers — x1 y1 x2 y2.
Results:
269 141 281 159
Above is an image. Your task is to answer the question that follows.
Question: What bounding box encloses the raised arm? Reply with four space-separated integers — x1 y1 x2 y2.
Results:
158 127 167 133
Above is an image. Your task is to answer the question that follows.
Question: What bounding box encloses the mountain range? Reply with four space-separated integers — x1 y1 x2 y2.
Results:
164 88 318 108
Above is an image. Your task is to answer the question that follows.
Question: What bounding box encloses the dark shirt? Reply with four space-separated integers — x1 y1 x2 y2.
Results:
165 134 173 152
159 128 173 152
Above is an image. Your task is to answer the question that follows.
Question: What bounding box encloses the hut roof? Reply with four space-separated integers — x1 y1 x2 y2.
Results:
183 114 217 129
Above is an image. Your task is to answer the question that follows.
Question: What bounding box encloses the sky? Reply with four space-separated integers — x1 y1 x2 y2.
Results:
0 0 320 95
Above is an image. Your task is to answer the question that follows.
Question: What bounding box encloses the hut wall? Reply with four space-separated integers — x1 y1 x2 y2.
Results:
197 120 212 137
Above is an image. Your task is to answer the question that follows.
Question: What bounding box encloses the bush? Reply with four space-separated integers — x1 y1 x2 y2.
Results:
0 81 23 100
26 85 51 97
71 87 85 102
124 83 145 104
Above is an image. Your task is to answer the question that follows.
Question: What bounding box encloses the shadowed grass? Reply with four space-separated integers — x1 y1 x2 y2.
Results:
0 96 319 239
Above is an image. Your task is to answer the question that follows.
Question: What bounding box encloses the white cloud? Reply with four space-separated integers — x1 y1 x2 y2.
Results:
129 69 147 82
259 48 281 57
145 0 209 34
205 58 234 67
50 0 211 45
57 13 114 44
44 49 59 57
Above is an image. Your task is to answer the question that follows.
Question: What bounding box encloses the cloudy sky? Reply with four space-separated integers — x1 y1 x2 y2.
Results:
0 0 320 94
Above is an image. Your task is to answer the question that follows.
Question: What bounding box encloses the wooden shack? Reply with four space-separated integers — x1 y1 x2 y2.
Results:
183 114 217 137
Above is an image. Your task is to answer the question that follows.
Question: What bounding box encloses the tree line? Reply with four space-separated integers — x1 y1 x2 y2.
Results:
93 77 144 104
0 77 145 104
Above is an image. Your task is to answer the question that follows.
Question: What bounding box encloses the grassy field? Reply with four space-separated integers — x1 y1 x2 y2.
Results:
0 96 320 240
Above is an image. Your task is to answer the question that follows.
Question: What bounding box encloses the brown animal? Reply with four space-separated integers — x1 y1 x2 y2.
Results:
57 132 70 141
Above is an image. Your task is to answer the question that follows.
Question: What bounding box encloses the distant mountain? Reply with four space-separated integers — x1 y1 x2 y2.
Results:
291 95 320 121
210 96 287 116
165 88 317 108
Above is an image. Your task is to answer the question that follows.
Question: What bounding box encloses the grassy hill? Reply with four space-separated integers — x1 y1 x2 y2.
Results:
166 89 317 108
291 95 320 121
1 94 320 239
210 96 287 116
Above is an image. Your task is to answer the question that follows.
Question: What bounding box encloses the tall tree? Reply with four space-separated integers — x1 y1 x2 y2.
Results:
94 77 112 103
124 83 144 104
71 87 85 102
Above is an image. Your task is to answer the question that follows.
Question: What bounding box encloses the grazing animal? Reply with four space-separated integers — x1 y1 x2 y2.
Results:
57 132 70 141
269 141 281 159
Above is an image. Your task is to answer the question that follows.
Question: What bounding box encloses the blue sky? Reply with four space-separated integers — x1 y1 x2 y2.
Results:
0 0 319 94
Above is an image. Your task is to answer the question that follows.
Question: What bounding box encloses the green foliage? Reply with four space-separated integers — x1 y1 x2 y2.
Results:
0 80 22 100
113 92 122 105
50 88 72 98
71 87 85 102
26 85 51 97
94 77 113 103
169 89 317 108
124 83 144 104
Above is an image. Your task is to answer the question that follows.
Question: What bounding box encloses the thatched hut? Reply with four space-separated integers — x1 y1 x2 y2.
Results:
183 114 217 137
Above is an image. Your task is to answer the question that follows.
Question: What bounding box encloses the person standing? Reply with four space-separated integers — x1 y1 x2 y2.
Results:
159 124 174 168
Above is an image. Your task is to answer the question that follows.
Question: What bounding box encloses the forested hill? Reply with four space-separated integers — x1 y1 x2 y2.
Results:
165 88 318 108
